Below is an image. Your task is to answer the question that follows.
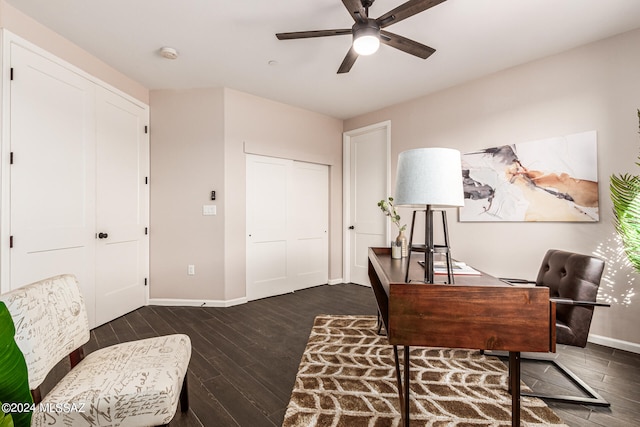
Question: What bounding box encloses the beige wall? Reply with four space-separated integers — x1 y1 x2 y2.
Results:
223 88 344 300
149 88 343 302
345 28 640 347
149 88 225 300
0 0 148 104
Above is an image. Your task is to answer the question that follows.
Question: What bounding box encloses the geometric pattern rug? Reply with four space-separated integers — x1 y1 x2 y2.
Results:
283 315 567 427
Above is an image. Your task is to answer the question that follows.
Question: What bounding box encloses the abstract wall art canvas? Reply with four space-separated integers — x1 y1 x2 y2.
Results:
460 131 599 222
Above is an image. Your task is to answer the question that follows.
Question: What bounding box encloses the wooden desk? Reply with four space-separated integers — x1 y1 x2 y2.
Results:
368 247 556 427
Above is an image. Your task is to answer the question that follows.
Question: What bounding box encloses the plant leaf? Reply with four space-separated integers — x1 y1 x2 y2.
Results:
610 109 640 272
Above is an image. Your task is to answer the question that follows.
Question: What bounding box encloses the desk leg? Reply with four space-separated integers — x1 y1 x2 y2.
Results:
404 346 410 427
393 345 411 427
509 351 521 427
393 346 404 419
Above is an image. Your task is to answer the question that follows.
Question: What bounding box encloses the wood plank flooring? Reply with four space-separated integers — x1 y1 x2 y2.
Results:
41 283 640 426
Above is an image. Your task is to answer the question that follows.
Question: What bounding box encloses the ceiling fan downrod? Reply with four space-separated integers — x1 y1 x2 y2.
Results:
362 0 375 13
355 0 375 22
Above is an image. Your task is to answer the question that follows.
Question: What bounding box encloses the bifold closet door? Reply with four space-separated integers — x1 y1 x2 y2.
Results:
246 155 328 300
9 43 97 323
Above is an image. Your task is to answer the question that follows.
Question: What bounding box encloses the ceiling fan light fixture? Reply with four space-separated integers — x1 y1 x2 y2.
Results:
353 21 380 56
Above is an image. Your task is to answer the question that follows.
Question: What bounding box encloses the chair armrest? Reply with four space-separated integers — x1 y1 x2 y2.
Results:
499 277 536 284
550 298 611 308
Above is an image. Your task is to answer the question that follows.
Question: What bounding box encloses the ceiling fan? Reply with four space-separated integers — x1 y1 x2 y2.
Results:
276 0 447 74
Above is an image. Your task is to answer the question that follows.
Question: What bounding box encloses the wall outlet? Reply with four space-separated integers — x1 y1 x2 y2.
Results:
203 205 216 215
188 264 195 275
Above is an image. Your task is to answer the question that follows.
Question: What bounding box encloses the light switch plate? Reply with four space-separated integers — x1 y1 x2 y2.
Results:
203 205 217 215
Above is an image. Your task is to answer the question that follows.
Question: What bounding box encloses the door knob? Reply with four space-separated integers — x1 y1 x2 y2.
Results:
348 226 355 230
98 232 109 239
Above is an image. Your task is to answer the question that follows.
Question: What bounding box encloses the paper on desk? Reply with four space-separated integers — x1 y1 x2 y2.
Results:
432 260 481 275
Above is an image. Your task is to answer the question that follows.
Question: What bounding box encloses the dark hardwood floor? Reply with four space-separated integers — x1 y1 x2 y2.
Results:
42 283 640 426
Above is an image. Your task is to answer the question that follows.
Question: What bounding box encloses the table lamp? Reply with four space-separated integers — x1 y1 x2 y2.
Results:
394 147 465 283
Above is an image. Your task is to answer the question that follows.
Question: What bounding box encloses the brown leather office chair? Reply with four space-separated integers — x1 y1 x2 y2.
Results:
503 249 610 406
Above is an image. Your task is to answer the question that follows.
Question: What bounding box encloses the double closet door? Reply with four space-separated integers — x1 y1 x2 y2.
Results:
5 38 149 327
246 155 329 300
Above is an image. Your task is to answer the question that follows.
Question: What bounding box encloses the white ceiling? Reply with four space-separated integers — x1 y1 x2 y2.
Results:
7 0 640 119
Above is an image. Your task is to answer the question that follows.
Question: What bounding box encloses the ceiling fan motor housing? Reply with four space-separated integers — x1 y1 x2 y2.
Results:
353 19 381 35
352 19 381 55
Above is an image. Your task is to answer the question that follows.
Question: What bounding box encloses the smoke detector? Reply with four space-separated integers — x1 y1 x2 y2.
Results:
160 47 178 60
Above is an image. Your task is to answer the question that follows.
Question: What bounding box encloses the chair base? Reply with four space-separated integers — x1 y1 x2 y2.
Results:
487 350 610 407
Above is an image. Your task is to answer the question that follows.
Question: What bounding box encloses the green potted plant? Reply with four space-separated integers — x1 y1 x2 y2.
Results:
0 302 32 427
610 109 640 273
378 197 408 257
0 405 14 427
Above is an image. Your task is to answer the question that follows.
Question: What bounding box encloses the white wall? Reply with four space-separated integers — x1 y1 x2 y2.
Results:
345 28 640 349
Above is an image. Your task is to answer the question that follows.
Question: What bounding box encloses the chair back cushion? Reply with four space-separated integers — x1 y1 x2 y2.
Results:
536 249 604 347
0 275 90 390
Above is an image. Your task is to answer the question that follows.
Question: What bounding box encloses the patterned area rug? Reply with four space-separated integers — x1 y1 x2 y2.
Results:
283 315 567 427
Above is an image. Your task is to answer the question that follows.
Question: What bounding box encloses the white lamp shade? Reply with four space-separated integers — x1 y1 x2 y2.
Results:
394 147 464 208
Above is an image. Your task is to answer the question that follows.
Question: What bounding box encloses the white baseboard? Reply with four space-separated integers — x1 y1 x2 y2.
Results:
588 334 640 354
327 278 344 285
148 297 247 308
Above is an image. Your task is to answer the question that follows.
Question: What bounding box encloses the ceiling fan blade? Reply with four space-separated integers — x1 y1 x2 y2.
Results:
377 0 447 28
337 47 359 74
380 30 435 59
342 0 367 22
276 29 352 40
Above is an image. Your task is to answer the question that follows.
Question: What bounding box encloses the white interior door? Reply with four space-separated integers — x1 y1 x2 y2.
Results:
246 155 328 300
94 86 148 326
344 123 390 285
8 43 97 322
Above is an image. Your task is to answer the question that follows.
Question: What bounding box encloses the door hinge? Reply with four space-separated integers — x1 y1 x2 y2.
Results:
10 68 14 81
145 227 148 235
144 125 148 134
10 152 14 165
144 278 148 286
9 236 13 248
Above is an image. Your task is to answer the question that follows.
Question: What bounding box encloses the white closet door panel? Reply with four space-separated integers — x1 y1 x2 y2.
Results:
94 87 147 325
95 240 142 324
9 44 96 323
246 155 291 300
247 155 329 299
250 240 290 298
291 161 328 290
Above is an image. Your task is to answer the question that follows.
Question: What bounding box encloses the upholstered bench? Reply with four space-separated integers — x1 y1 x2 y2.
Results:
0 274 191 426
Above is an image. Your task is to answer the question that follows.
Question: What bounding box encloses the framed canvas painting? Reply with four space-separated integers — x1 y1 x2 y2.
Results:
460 131 598 222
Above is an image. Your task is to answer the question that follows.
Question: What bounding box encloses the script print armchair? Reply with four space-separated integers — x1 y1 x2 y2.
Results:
504 249 610 406
0 274 192 426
